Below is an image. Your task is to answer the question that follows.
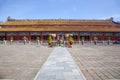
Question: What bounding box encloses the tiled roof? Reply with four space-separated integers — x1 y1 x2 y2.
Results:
0 19 120 32
0 19 119 26
0 27 120 32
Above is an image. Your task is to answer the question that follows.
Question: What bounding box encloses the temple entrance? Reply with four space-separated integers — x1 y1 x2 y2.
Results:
42 32 50 43
18 32 29 40
0 33 6 41
30 32 41 41
7 32 18 40
31 36 40 41
80 32 90 41
0 36 6 41
80 36 90 41
114 32 120 41
56 32 65 40
73 35 78 41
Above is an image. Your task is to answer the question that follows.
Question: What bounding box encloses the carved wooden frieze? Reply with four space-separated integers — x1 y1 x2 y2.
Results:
115 32 120 36
92 32 102 36
0 32 5 36
18 32 29 36
42 32 50 36
104 32 113 36
7 32 17 36
30 32 41 36
56 32 65 36
80 32 90 36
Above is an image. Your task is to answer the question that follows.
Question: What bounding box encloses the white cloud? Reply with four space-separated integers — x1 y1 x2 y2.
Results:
100 14 120 19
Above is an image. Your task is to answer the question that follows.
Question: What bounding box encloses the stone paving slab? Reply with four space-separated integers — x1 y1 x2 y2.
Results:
0 45 53 80
34 47 86 80
68 45 120 80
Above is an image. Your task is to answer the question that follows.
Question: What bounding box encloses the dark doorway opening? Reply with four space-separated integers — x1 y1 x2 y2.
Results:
80 36 90 41
0 36 7 41
31 36 40 41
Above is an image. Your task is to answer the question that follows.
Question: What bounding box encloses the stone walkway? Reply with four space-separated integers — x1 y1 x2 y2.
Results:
34 47 86 80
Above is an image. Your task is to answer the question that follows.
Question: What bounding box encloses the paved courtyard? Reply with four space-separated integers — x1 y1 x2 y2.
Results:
0 44 53 80
68 44 120 80
0 44 120 80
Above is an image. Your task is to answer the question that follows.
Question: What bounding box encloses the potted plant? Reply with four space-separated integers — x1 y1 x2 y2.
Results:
10 36 13 45
68 35 74 48
94 36 98 45
47 35 53 47
81 37 84 45
107 37 111 45
23 36 27 45
36 36 40 45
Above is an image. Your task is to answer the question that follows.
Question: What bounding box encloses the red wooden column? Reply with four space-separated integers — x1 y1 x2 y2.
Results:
77 32 80 42
41 32 43 43
6 32 9 41
15 32 17 41
17 32 19 41
112 32 115 41
90 32 92 41
28 32 31 41
102 32 104 41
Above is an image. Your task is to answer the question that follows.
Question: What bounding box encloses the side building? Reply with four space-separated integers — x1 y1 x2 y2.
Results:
0 18 120 43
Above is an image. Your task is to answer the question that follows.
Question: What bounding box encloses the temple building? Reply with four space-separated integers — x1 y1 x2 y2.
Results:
0 17 120 43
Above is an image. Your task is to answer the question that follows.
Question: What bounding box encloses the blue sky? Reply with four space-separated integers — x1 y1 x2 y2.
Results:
0 0 120 21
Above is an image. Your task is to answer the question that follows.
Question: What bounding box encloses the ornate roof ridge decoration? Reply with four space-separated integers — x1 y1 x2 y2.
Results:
113 21 120 24
7 18 113 22
6 16 114 22
0 17 119 26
